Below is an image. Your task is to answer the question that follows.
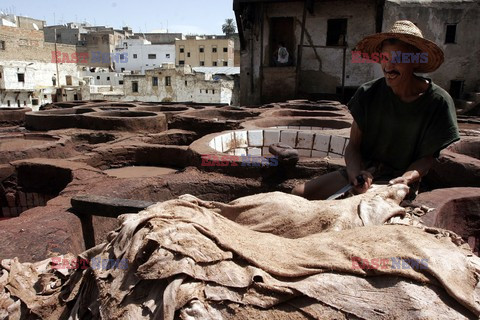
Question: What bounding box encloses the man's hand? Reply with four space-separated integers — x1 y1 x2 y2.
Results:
350 170 374 194
388 176 409 185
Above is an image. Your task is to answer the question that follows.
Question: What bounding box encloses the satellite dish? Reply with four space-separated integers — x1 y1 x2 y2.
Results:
32 23 39 30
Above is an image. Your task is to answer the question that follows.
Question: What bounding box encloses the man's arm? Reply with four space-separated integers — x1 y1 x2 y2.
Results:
344 120 373 193
389 156 434 185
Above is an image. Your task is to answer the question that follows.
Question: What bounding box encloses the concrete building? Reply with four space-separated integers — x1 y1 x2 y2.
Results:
176 36 235 68
80 67 124 86
123 64 235 104
0 13 45 30
0 25 81 109
234 0 480 105
114 38 176 73
143 32 182 45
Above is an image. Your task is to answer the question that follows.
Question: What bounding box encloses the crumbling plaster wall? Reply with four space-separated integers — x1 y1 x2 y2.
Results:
240 0 378 105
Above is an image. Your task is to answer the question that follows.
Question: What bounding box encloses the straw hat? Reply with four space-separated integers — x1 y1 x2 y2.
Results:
355 20 444 73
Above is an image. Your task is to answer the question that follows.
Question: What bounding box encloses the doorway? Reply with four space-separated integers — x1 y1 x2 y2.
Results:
269 17 295 66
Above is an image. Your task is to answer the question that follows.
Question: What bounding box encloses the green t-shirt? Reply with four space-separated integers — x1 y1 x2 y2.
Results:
347 77 460 172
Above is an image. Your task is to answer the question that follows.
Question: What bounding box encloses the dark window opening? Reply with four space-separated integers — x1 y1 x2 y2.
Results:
223 61 228 66
7 100 10 106
223 47 228 53
449 80 464 99
97 76 100 80
153 76 158 86
212 47 217 53
185 80 188 86
213 61 217 66
43 95 47 98
119 80 124 85
179 60 185 65
121 68 125 72
106 76 110 81
212 89 215 94
133 54 137 59
445 24 457 44
17 73 25 82
269 17 295 67
132 81 139 93
199 46 204 53
187 52 191 57
200 61 205 66
0 40 5 50
166 53 170 58
326 19 347 46
148 54 156 59
165 76 171 86
32 99 39 105
206 89 208 94
0 72 2 78
179 47 184 53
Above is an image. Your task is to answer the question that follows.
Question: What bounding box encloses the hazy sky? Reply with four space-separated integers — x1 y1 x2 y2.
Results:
0 0 236 35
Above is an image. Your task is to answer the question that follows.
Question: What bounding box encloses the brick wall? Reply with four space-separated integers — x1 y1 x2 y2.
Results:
0 26 76 63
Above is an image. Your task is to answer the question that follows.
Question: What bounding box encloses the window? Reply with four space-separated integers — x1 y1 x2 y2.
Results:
200 61 205 66
445 24 457 44
187 52 191 57
179 60 185 65
44 95 47 98
223 61 228 66
179 46 184 53
213 61 217 66
7 100 11 106
326 19 347 46
153 76 158 86
133 54 137 59
165 76 171 86
223 47 228 53
119 80 124 85
97 76 100 80
212 90 215 94
166 53 170 58
185 80 188 86
0 40 5 50
212 46 217 53
206 89 208 94
199 46 204 53
0 72 2 78
17 73 25 82
132 81 138 92
120 54 125 60
32 99 39 106
107 76 110 81
121 68 125 72
148 54 156 59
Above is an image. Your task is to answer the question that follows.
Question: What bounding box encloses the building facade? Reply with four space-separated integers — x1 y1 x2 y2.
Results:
0 25 81 109
114 38 176 73
234 0 480 105
123 64 235 104
175 36 235 68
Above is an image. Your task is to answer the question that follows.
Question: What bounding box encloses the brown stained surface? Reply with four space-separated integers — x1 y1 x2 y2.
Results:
0 137 57 151
103 166 178 178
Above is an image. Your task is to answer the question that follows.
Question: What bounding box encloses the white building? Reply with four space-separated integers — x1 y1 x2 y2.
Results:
114 38 175 74
80 67 124 86
0 61 80 110
122 64 235 104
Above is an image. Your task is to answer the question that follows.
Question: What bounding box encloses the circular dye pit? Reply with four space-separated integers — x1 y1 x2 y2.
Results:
450 139 480 160
241 117 351 131
171 108 262 134
25 108 95 131
82 111 167 132
103 166 178 178
264 109 347 118
0 134 58 151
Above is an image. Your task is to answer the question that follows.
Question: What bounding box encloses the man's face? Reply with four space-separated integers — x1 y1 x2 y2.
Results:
380 41 417 87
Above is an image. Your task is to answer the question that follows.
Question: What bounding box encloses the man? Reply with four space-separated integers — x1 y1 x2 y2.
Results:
292 20 460 200
273 42 290 66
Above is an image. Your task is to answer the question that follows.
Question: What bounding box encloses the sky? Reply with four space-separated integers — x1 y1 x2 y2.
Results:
0 0 236 35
